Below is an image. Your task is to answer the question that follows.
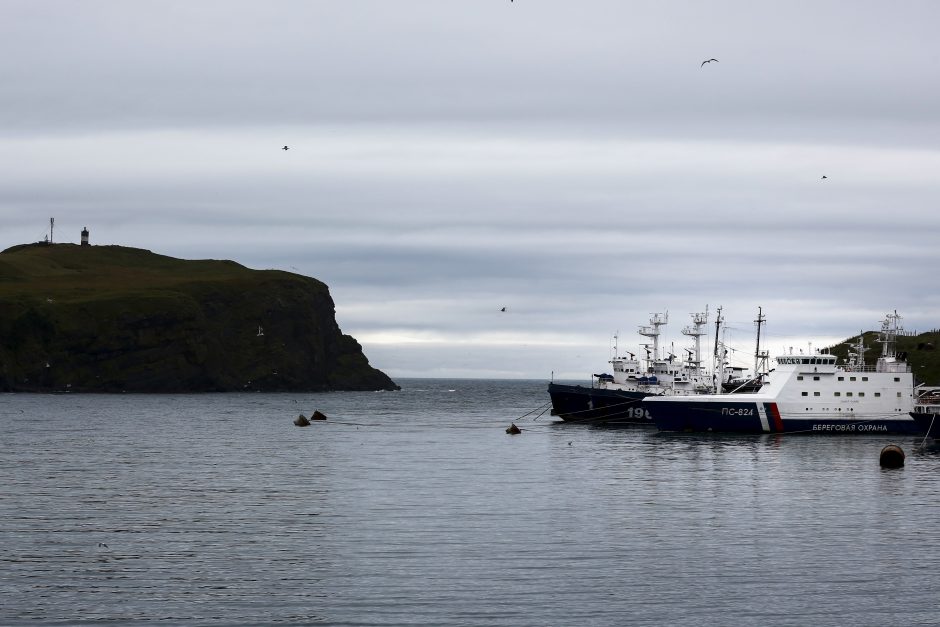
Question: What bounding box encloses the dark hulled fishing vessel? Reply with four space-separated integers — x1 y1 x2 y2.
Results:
548 311 714 425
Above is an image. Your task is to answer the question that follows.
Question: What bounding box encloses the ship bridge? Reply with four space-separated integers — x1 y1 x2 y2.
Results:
776 355 837 367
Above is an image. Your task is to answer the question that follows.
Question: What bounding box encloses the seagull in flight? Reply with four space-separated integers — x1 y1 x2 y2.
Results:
701 58 719 67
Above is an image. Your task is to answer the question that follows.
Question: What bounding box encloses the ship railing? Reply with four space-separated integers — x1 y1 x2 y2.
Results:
842 364 912 373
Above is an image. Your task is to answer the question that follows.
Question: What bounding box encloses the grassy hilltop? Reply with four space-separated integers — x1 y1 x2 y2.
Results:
0 243 399 392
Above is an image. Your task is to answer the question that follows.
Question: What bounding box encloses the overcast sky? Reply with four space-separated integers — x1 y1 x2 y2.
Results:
3 1 939 380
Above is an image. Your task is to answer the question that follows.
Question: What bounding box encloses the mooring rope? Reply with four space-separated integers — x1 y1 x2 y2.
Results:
532 404 554 421
916 414 936 452
514 401 553 421
504 401 562 433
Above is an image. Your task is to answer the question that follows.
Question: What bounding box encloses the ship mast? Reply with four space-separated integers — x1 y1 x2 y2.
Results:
638 312 668 365
875 310 908 373
712 306 724 381
877 311 901 360
681 308 708 372
753 307 768 378
844 332 867 369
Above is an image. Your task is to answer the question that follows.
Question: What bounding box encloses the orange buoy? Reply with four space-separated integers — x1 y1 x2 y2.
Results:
879 444 904 468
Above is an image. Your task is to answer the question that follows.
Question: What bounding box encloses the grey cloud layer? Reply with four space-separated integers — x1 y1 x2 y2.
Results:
3 1 940 377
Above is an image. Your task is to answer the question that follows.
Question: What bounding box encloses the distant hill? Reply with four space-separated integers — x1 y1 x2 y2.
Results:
0 243 399 392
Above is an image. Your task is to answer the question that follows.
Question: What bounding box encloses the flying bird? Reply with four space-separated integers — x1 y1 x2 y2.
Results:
821 175 828 179
701 58 719 66
500 307 506 312
282 145 289 151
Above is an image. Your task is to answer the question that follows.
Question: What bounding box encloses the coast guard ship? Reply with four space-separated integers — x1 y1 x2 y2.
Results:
645 311 922 435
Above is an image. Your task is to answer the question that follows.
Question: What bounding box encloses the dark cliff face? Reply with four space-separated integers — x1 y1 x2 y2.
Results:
0 244 399 392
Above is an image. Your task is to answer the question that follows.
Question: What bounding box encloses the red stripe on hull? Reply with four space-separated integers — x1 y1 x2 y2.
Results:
768 403 784 432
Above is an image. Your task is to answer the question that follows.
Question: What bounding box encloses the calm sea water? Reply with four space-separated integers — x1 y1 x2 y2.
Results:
2 379 940 626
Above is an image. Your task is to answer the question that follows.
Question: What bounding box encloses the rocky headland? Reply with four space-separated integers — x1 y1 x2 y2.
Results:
0 243 398 392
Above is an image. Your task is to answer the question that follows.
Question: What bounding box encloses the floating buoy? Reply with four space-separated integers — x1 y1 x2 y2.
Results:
506 423 521 435
294 414 311 427
311 410 328 421
879 444 905 468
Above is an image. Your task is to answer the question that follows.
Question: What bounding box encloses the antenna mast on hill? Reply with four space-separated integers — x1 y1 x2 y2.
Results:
49 217 54 244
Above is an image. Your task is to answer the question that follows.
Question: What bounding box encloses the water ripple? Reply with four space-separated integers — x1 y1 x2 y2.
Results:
2 381 940 626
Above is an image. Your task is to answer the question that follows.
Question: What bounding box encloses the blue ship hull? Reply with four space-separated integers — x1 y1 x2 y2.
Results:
649 399 924 435
547 382 653 426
